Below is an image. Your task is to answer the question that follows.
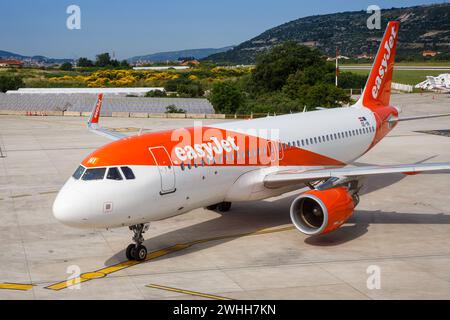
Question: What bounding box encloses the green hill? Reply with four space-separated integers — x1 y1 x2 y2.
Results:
206 3 450 64
128 47 233 63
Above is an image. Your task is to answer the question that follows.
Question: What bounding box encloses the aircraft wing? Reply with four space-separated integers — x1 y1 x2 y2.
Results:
264 162 450 188
87 93 127 141
393 113 450 122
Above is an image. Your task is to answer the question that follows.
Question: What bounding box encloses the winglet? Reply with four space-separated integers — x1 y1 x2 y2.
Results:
86 93 126 141
88 93 104 127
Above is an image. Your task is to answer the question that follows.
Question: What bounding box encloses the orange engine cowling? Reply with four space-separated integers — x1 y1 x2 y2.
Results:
290 187 355 236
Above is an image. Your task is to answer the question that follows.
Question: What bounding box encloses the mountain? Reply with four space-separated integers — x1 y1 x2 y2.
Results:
128 47 234 63
0 50 72 64
206 4 450 64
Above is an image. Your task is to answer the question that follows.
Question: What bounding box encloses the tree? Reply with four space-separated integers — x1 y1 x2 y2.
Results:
60 62 73 71
251 41 326 92
0 75 24 93
120 60 131 68
145 90 167 97
165 105 186 114
337 72 367 89
95 53 112 67
77 57 94 68
164 77 204 97
209 81 246 114
304 83 350 108
177 82 204 98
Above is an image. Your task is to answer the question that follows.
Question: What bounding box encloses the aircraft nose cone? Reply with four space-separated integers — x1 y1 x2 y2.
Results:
53 186 90 228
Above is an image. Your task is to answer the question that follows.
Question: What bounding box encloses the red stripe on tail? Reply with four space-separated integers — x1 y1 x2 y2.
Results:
361 21 399 110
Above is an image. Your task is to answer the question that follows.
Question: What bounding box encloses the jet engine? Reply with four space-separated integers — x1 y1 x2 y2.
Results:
290 187 355 236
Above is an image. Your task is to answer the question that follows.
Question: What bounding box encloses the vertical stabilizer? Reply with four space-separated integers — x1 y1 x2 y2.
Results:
358 21 399 110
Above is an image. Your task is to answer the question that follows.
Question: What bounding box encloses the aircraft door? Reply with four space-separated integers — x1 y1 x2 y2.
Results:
149 146 176 195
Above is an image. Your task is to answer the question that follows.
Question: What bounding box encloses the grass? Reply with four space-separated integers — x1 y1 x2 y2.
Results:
346 69 445 85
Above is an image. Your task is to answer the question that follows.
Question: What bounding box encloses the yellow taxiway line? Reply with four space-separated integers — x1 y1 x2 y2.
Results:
146 284 233 300
45 225 294 291
0 283 34 291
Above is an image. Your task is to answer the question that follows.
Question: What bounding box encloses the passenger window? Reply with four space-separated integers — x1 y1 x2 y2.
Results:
72 165 85 180
107 167 123 180
82 168 106 181
120 166 136 180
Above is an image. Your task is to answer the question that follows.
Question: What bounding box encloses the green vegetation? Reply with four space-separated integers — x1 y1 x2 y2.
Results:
0 75 25 92
209 81 246 114
346 69 444 85
76 53 131 70
145 90 167 97
209 42 356 114
60 62 73 71
165 105 186 114
165 77 204 98
2 42 445 115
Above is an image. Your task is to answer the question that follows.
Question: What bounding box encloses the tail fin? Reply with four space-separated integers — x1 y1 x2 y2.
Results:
88 93 103 127
358 21 399 110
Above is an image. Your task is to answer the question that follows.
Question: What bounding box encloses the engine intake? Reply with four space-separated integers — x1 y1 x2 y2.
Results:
290 187 355 236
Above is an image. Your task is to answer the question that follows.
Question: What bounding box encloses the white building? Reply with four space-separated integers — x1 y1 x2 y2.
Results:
6 87 165 97
133 66 190 71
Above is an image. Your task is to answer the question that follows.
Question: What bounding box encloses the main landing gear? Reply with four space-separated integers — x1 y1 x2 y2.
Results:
206 202 232 212
126 224 149 261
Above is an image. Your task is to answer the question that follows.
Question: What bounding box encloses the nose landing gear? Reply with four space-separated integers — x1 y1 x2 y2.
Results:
126 224 149 261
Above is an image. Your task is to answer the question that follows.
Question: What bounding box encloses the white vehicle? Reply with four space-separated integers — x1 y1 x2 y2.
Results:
53 22 450 261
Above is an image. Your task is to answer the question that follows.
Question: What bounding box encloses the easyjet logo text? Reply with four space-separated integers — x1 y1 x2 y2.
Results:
372 25 397 99
174 137 239 162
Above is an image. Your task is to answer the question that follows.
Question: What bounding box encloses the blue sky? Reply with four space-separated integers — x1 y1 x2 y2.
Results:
0 0 443 59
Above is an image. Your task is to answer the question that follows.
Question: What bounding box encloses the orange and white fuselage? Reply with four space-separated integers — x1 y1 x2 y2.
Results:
53 104 394 229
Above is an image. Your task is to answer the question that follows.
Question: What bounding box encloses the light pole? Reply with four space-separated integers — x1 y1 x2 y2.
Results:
335 47 339 87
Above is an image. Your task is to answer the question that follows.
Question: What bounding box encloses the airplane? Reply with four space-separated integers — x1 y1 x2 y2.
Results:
425 75 450 93
53 21 450 261
416 74 450 93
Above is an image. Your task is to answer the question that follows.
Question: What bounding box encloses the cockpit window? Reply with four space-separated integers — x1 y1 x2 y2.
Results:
72 166 85 180
120 166 135 180
107 167 123 180
82 168 106 181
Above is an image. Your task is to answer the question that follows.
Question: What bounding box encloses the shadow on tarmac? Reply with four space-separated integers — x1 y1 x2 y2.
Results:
106 169 449 265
